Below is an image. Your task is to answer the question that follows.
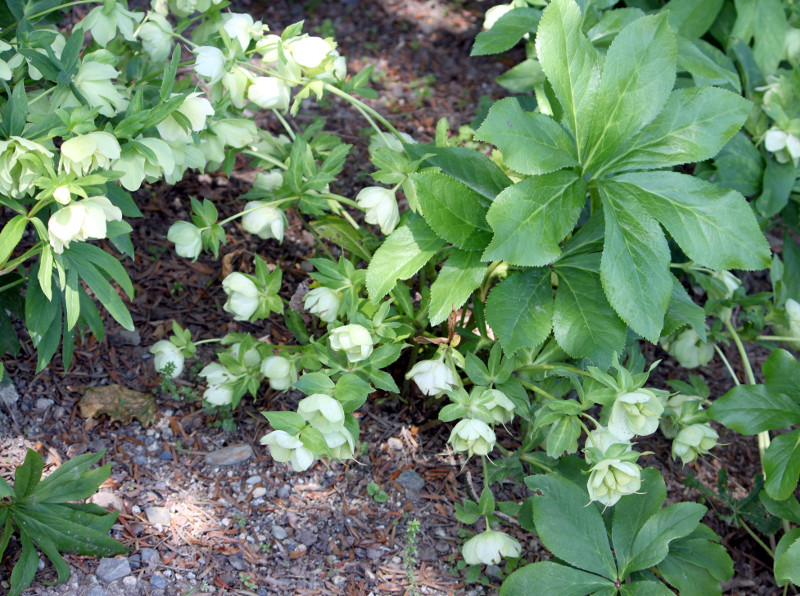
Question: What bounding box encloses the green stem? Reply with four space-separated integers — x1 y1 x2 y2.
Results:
26 0 88 22
757 335 799 342
0 244 43 275
217 198 294 226
322 83 402 137
515 363 592 377
740 519 774 558
724 318 756 385
242 150 288 170
520 453 554 473
713 344 740 386
519 379 556 401
272 109 296 141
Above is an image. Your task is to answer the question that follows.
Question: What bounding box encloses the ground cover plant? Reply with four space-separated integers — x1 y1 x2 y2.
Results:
1 0 800 593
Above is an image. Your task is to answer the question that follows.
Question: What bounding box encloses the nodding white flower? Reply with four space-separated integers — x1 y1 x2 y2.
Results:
462 530 521 566
114 136 176 191
203 383 234 405
138 13 174 62
247 76 291 110
53 186 71 205
672 424 719 464
150 340 185 378
255 34 282 63
584 427 632 460
222 272 260 321
222 13 260 51
297 393 345 434
483 3 514 30
288 36 335 70
587 458 642 506
405 359 458 396
47 196 122 254
482 389 516 424
261 430 315 472
0 137 53 198
254 170 284 192
193 46 226 83
608 389 665 441
448 418 496 457
199 362 233 386
260 356 296 390
323 428 355 460
0 41 12 80
156 93 215 142
709 270 741 299
765 127 800 164
781 298 800 348
303 287 340 323
329 324 373 362
241 201 285 242
83 2 142 46
64 60 128 117
60 132 121 176
221 65 252 109
199 362 236 406
167 221 203 260
356 186 400 234
210 119 259 148
368 131 415 155
660 328 714 369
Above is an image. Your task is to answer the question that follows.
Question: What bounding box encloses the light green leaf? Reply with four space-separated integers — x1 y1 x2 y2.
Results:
763 429 800 500
68 258 134 331
14 449 44 500
598 183 671 342
429 250 486 326
775 529 800 586
613 468 666 576
709 385 800 434
485 269 554 354
475 98 578 175
263 411 306 435
763 349 800 401
709 132 764 197
609 172 771 271
760 493 800 525
500 561 614 596
366 214 445 301
731 0 787 77
661 0 723 38
553 254 626 367
627 502 706 572
587 8 645 47
0 215 27 266
603 87 750 176
410 172 492 251
472 7 542 56
677 37 740 91
525 474 617 580
496 59 546 93
756 156 796 218
536 0 600 159
583 13 676 172
334 373 372 414
9 531 39 596
294 371 335 395
484 170 586 266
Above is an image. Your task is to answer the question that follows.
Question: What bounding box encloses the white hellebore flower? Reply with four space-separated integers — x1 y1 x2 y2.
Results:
483 3 514 30
462 530 521 566
222 13 258 51
329 324 373 362
199 362 236 406
0 41 12 80
672 424 719 464
356 186 399 234
167 221 203 259
241 201 285 241
260 356 296 391
156 93 215 142
193 46 226 83
585 427 632 458
482 389 516 425
448 419 496 457
83 2 142 46
587 459 642 507
297 393 345 434
781 298 800 348
303 287 340 323
150 340 185 378
47 196 122 254
60 132 121 176
66 61 128 117
222 272 260 321
261 430 315 472
765 127 800 164
323 428 355 460
247 76 291 110
660 328 714 369
608 389 665 441
288 36 334 70
138 13 174 62
0 137 53 198
254 170 284 191
405 359 457 396
368 131 415 155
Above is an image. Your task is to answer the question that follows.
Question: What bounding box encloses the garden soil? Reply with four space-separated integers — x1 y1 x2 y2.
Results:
0 1 785 594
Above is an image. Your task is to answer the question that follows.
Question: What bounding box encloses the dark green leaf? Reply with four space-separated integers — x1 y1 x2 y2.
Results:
661 0 723 38
472 7 542 56
500 561 614 596
627 502 706 572
14 449 44 500
710 384 800 434
763 429 800 500
613 468 666 576
429 250 486 326
775 529 800 586
486 269 553 354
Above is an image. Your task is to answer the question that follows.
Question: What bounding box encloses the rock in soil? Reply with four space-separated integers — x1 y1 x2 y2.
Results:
204 443 253 466
95 557 131 584
145 506 171 526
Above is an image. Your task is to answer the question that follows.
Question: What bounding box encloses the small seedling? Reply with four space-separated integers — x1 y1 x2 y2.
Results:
367 481 388 503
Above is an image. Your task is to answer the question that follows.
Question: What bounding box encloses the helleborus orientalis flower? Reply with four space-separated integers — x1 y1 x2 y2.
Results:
247 76 291 110
261 430 315 472
222 272 260 321
254 170 284 192
227 342 261 368
779 298 800 348
260 356 296 391
138 13 174 62
221 13 263 51
150 340 185 378
156 93 215 142
0 41 12 79
448 418 496 457
255 34 282 63
6 34 65 80
210 118 259 147
584 427 632 461
462 530 521 566
303 287 340 323
329 324 373 362
220 65 253 109
672 423 719 464
53 186 71 205
660 328 714 369
765 127 800 165
60 132 121 176
193 46 226 83
288 36 335 71
709 270 741 300
481 389 516 425
0 137 53 198
608 388 665 441
356 186 400 234
241 201 285 241
405 358 458 396
483 3 514 30
297 393 345 434
199 362 236 405
324 428 355 460
47 196 123 253
83 2 142 47
114 137 176 191
368 131 415 155
66 61 129 117
587 458 642 507
167 221 203 259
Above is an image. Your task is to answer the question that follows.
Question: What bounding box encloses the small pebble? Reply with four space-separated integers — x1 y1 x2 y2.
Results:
205 443 253 466
145 506 171 526
96 557 131 583
387 437 403 450
132 455 147 466
91 491 124 511
141 548 160 565
272 525 288 540
150 575 168 590
246 475 262 485
34 398 54 410
157 449 173 461
277 485 291 499
396 469 425 494
86 587 106 596
228 555 246 571
251 487 267 499
122 576 137 587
